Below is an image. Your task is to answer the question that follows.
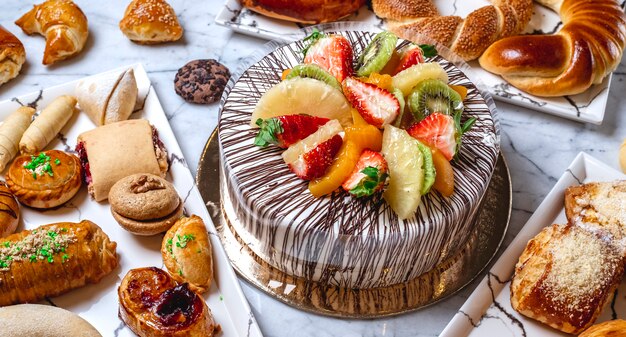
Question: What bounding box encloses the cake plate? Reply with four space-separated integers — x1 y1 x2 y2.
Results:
196 131 512 318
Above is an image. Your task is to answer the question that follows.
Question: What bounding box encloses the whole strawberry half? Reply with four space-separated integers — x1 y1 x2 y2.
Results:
407 112 475 161
303 32 353 83
343 77 400 129
282 119 344 180
254 115 330 148
394 45 425 75
342 149 388 197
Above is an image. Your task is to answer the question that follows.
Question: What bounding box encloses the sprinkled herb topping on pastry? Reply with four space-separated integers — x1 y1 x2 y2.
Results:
23 152 57 179
0 227 75 271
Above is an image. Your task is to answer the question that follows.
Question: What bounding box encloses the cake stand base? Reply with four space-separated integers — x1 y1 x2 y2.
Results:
196 131 512 318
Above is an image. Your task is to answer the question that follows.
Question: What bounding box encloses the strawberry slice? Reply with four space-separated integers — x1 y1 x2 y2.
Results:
282 120 344 180
394 45 425 75
342 150 388 197
254 115 330 148
407 112 476 161
342 77 400 129
303 32 353 82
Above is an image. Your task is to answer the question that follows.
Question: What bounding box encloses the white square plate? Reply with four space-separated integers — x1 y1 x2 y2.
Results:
0 64 263 337
440 152 626 337
216 0 613 124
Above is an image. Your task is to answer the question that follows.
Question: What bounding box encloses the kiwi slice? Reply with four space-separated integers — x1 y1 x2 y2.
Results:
285 64 342 91
416 140 436 195
356 31 398 77
407 79 463 121
392 87 406 127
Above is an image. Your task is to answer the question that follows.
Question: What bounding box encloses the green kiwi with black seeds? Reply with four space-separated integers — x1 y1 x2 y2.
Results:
285 64 342 91
355 31 398 77
407 79 463 121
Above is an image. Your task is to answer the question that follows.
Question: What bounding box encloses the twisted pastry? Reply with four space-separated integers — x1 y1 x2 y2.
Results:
479 0 626 97
15 0 88 65
374 0 534 61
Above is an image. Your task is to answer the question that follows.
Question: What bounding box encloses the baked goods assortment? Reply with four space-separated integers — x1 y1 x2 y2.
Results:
119 0 184 44
220 30 499 288
373 0 534 61
161 215 214 294
0 182 19 238
239 0 366 24
75 68 138 126
0 25 26 87
174 59 231 104
76 119 169 201
0 106 34 172
109 173 183 235
19 95 77 155
6 150 82 209
15 0 89 65
118 267 219 337
479 0 626 97
0 304 102 337
511 180 626 333
0 220 118 306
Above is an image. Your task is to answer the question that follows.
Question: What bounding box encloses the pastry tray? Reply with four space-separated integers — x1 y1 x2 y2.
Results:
441 152 626 336
216 0 612 124
0 63 263 337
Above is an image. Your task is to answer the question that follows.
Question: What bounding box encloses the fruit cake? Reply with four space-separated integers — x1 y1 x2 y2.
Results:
218 30 500 289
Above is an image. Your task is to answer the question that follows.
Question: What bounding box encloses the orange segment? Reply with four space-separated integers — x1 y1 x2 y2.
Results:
309 140 361 197
360 73 393 91
449 85 468 101
281 69 291 80
344 124 382 152
351 108 367 126
431 147 454 196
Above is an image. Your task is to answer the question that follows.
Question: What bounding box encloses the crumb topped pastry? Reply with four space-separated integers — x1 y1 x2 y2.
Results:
119 0 183 44
511 224 625 334
6 150 82 209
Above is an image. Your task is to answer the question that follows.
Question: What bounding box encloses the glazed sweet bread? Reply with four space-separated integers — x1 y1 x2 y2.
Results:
479 0 626 97
511 224 625 334
0 25 26 86
375 0 534 61
15 0 88 65
579 320 626 337
240 0 366 24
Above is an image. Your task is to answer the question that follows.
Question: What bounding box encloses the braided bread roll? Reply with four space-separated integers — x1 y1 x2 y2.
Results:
375 0 533 61
0 220 118 306
479 0 626 97
15 0 88 65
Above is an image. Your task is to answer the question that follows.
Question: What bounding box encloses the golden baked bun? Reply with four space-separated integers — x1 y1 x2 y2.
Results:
240 0 366 24
15 0 89 65
118 267 219 337
511 224 625 334
580 320 626 337
6 150 82 209
119 0 183 44
0 304 102 337
0 181 19 237
0 25 26 86
162 215 214 294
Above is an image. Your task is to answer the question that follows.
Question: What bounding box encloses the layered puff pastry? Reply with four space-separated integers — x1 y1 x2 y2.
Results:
579 319 626 337
6 150 82 209
119 0 183 44
0 25 26 86
161 215 213 293
511 224 625 334
76 119 169 202
0 220 118 306
118 267 219 337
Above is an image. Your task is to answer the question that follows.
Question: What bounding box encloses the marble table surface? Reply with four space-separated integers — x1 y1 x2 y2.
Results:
1 1 625 336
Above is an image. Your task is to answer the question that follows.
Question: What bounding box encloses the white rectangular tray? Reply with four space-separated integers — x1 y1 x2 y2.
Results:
441 152 626 337
0 64 263 337
216 0 612 124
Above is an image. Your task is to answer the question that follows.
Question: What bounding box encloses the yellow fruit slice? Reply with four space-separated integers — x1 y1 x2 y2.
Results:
250 77 352 127
431 147 454 197
381 125 424 220
392 62 449 97
449 85 468 101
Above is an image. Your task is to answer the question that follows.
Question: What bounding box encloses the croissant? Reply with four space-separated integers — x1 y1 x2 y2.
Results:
376 0 534 61
0 220 118 306
0 25 26 86
478 0 626 97
15 0 88 65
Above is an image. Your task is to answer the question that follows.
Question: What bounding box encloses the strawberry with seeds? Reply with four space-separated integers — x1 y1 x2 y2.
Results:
302 30 353 82
407 112 475 161
254 115 330 148
342 150 388 197
343 77 400 129
393 44 437 75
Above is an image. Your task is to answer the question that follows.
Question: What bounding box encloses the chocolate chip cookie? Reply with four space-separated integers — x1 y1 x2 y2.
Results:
174 59 230 104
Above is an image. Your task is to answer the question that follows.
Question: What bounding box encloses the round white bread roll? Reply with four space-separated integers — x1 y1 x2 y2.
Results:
0 304 101 337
